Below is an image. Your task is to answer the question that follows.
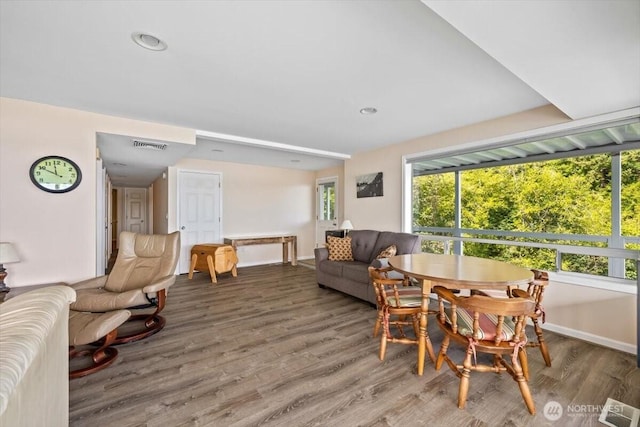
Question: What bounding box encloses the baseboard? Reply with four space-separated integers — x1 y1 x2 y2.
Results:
543 322 636 355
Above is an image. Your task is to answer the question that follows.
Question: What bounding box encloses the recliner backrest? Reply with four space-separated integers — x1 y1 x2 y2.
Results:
105 231 180 293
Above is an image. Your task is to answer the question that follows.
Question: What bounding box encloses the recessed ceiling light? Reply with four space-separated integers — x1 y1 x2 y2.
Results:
360 107 378 115
131 32 167 51
291 159 301 163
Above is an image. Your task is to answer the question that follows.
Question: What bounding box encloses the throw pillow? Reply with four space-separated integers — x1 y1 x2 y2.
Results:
327 236 353 261
376 244 397 259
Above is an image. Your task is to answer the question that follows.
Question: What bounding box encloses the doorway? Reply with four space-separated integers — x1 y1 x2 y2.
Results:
316 177 339 247
177 170 222 274
124 188 148 234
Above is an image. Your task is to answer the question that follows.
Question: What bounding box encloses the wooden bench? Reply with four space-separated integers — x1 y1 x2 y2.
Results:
188 244 238 283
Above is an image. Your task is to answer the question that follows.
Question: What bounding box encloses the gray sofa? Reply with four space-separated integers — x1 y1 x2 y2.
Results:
314 230 421 305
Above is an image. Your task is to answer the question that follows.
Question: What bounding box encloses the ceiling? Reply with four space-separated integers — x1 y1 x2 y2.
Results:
1 1 638 187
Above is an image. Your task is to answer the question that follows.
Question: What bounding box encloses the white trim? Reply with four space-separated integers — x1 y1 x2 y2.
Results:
197 130 351 160
543 322 636 355
405 107 640 162
549 272 637 295
401 156 412 233
96 159 106 275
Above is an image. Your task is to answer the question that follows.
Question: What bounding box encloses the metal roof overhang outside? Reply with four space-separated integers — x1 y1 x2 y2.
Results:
410 115 640 176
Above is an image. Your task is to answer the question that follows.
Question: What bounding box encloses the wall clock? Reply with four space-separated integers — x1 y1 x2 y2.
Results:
29 155 82 193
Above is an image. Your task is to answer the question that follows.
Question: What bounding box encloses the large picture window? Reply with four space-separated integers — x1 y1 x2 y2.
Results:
408 118 640 285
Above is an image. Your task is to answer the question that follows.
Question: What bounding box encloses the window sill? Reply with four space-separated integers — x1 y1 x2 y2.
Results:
548 271 637 294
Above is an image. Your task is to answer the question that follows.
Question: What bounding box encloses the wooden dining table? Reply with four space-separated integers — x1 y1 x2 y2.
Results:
388 253 534 376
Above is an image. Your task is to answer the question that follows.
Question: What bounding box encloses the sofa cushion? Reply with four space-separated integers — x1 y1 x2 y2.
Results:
318 258 344 276
376 244 397 259
369 231 420 263
342 262 371 284
326 236 353 261
349 230 380 263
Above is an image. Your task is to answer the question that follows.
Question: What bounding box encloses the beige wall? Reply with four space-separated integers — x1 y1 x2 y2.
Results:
170 158 317 265
545 279 636 353
0 97 195 286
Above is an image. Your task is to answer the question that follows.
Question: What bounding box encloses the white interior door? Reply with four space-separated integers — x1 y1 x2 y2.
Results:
178 170 222 274
125 188 147 234
316 177 338 247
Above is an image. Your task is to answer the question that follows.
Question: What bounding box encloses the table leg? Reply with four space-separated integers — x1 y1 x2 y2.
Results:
417 279 436 375
291 237 297 266
282 242 289 264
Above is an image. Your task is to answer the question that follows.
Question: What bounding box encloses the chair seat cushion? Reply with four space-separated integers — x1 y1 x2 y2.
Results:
384 286 422 307
70 288 149 312
69 309 131 345
445 307 517 341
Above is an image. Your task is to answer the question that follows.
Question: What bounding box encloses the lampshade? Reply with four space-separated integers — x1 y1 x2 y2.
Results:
0 242 20 264
340 220 354 231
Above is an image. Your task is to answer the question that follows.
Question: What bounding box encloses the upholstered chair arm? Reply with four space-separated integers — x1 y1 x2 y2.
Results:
142 275 176 294
69 275 108 290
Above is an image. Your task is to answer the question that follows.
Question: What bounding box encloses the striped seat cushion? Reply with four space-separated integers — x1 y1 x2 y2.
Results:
383 285 422 307
445 307 517 341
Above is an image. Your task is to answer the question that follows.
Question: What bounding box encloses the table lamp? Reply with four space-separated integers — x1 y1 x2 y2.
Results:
0 242 20 302
340 220 354 235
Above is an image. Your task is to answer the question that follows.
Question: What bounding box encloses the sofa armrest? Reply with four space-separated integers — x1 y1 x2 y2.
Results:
314 247 329 263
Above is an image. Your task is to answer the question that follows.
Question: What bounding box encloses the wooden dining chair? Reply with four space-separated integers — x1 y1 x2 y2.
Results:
512 269 551 367
432 286 537 414
368 266 426 362
472 269 552 367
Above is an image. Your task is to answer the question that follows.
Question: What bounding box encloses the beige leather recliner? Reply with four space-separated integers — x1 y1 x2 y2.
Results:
69 231 180 344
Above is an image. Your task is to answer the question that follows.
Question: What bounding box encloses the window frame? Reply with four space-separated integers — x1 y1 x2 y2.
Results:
402 109 640 294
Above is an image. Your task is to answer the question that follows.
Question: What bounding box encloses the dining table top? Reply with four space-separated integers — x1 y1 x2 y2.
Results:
387 253 534 288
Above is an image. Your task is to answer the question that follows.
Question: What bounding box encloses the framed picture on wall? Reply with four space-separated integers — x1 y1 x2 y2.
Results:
356 172 383 198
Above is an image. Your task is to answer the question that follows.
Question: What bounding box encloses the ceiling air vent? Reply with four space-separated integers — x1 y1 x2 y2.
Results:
133 140 168 151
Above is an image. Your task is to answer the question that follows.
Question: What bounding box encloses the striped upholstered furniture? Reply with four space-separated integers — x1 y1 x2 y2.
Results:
432 286 537 415
368 266 423 362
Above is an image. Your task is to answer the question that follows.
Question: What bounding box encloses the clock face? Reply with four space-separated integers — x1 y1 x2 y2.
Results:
29 156 82 193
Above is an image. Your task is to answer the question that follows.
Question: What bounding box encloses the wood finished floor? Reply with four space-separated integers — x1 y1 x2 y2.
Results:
69 264 639 427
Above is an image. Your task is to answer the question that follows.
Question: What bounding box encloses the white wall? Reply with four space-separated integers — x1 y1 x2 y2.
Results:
0 97 195 286
170 158 317 266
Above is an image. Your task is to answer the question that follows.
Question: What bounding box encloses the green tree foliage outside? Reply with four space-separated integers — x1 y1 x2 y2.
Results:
413 150 639 279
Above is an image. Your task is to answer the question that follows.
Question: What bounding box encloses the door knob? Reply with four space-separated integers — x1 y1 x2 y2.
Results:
181 226 186 230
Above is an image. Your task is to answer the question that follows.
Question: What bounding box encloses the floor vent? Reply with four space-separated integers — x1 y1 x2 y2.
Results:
133 140 167 150
599 398 639 427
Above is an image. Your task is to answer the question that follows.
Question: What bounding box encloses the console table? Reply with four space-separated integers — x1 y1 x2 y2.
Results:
223 235 297 266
